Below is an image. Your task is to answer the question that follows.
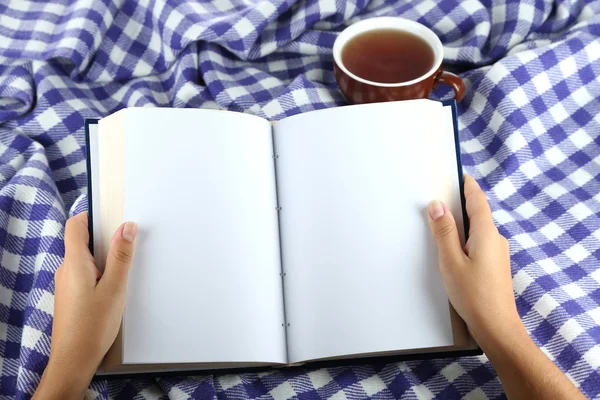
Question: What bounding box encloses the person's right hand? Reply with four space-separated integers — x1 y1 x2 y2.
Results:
427 175 521 346
427 175 586 400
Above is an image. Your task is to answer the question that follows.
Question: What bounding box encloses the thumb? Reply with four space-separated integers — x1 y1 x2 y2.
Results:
427 201 466 267
97 222 138 296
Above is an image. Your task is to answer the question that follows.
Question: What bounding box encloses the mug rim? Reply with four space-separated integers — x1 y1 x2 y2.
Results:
333 17 444 88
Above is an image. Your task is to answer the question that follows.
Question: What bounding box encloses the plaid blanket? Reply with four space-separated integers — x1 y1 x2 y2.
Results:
1 0 600 398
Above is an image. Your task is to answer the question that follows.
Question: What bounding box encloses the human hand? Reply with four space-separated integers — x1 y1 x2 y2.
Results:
33 212 137 400
427 175 522 348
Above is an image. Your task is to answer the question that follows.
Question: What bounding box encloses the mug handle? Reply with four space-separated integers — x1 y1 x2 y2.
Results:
435 71 465 102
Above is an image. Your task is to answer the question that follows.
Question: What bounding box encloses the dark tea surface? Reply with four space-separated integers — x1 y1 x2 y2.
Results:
341 29 435 83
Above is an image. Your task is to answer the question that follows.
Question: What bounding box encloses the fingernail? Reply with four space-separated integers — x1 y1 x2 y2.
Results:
122 222 138 242
428 201 445 221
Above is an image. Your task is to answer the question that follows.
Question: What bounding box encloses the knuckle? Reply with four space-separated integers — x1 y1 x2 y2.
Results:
111 247 132 264
472 191 489 206
474 190 486 200
435 223 456 240
64 217 76 233
55 265 64 279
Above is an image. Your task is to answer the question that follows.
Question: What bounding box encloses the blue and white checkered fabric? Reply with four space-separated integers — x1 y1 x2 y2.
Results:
1 0 600 398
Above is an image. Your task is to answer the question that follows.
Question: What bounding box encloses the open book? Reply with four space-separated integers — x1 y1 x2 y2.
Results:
86 99 480 378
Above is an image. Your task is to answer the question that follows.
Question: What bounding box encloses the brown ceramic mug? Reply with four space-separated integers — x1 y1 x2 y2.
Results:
333 17 465 104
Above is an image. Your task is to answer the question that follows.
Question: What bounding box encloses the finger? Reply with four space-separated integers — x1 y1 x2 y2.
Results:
97 222 138 297
463 175 497 236
64 212 90 258
428 200 467 266
62 212 100 286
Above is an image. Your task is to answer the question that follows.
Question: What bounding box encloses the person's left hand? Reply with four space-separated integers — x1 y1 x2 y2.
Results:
33 212 137 400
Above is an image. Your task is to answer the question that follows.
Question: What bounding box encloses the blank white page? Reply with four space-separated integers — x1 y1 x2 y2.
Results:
119 108 286 364
273 100 460 363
